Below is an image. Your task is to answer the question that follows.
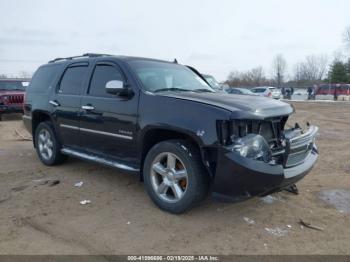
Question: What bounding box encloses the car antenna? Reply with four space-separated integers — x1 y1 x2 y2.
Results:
173 58 178 64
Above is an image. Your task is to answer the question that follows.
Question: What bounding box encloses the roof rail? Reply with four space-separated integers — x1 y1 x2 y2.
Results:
48 53 112 63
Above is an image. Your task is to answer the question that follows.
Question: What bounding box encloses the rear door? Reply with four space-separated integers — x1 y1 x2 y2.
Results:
50 62 89 148
79 61 139 163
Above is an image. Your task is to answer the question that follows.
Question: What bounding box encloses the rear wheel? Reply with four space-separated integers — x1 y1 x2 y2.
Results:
35 121 66 165
143 140 209 214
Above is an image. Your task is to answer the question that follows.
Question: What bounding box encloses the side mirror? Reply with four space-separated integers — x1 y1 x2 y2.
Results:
105 80 125 95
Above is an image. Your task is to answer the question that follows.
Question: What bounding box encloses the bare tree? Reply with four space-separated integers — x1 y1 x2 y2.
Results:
0 74 8 79
226 70 242 87
293 55 328 83
226 67 269 87
272 54 287 88
248 66 266 86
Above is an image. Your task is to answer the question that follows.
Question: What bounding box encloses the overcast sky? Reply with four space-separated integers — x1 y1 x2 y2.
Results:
0 0 349 80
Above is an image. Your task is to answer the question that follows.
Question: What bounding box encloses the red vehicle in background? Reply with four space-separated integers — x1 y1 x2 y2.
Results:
316 84 350 100
0 78 30 121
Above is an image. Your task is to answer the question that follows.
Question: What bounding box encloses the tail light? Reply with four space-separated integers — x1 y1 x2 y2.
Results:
267 92 272 97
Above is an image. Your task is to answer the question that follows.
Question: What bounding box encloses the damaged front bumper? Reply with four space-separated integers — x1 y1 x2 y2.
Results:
212 125 319 202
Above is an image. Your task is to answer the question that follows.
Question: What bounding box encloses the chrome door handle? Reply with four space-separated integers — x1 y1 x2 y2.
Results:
81 105 95 110
49 100 60 107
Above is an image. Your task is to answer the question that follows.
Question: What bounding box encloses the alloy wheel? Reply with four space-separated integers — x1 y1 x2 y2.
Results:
38 129 54 161
150 152 188 203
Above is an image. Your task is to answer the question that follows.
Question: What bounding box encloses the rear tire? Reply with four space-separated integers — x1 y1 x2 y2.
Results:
143 139 209 214
35 121 66 166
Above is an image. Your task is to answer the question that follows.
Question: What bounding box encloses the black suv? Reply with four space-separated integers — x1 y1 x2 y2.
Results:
23 54 319 213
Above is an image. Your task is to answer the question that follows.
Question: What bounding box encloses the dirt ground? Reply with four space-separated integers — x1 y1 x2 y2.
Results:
0 101 349 255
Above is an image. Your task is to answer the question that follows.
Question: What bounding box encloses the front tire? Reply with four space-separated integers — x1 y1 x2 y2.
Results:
35 121 66 166
143 140 209 214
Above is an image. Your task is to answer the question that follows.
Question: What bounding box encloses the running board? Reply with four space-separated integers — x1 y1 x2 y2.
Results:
61 148 139 172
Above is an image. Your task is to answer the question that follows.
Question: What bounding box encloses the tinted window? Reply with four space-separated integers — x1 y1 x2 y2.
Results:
28 64 61 93
252 88 265 93
319 85 330 91
0 81 25 91
89 65 124 97
59 66 88 95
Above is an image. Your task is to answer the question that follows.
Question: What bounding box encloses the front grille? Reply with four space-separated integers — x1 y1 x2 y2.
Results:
8 95 23 104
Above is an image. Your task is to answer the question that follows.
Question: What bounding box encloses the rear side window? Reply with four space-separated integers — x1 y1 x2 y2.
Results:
88 64 124 97
59 66 88 95
28 64 61 93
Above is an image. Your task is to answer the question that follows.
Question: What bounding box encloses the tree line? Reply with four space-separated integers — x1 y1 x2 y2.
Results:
225 26 350 88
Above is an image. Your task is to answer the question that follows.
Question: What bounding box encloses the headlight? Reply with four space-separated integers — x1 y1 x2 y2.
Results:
231 134 271 162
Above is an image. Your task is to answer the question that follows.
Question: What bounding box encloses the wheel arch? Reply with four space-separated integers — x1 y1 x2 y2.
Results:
138 127 214 180
31 110 55 147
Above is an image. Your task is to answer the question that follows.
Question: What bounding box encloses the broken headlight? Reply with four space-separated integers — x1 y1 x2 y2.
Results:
231 134 271 162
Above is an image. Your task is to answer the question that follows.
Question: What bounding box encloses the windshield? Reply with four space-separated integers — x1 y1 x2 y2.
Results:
129 61 214 93
0 81 26 91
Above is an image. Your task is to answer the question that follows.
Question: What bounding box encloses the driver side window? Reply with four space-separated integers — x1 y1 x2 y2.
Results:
89 64 124 97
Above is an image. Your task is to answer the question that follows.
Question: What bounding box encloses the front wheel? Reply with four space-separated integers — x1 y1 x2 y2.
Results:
143 140 209 214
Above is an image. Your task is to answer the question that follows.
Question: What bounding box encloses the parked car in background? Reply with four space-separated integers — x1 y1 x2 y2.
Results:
251 86 281 99
202 74 225 92
293 88 308 96
0 78 29 120
291 88 308 101
226 87 258 96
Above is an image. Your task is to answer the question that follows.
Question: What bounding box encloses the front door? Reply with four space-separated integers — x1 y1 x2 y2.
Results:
79 61 138 164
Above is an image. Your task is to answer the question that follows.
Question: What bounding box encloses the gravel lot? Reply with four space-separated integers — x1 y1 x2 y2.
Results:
0 101 349 255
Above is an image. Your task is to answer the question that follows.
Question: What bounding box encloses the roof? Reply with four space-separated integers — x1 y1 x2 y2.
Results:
47 53 173 65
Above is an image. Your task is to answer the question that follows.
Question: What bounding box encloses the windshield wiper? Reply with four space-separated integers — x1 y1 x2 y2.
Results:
154 88 193 93
193 89 215 93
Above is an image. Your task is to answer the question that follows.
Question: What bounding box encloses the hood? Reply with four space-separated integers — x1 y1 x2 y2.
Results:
159 92 294 119
0 90 25 96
